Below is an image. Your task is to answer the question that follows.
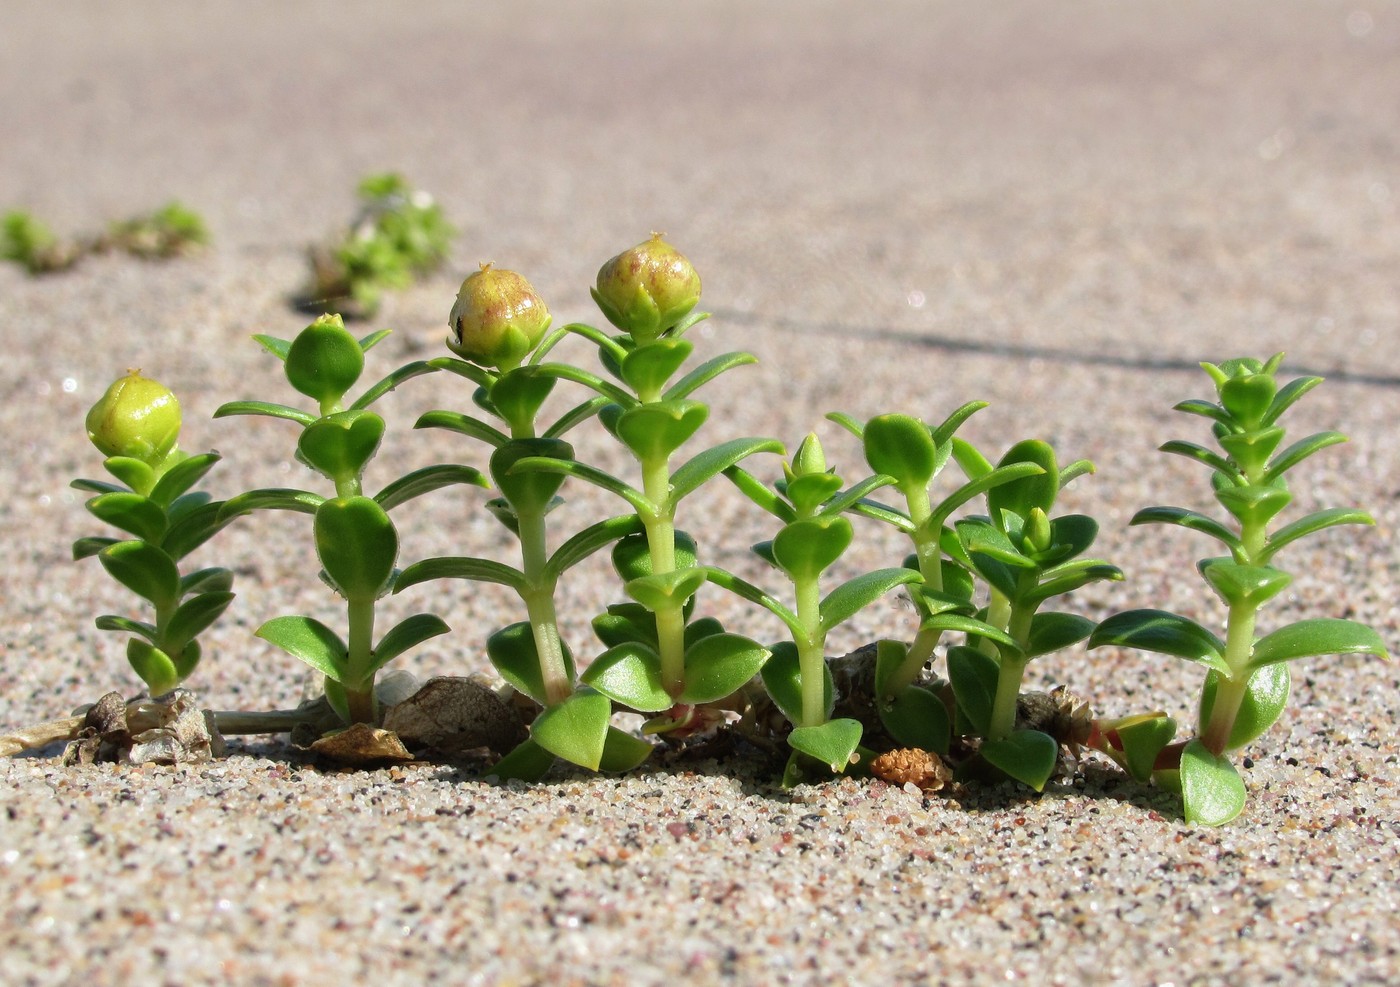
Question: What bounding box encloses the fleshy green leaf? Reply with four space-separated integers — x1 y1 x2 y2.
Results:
1215 484 1291 530
819 568 923 636
545 514 646 580
179 567 233 596
375 464 488 512
723 465 797 522
414 409 510 449
148 452 220 508
486 622 560 704
489 738 556 782
371 614 450 674
544 395 610 439
1088 609 1228 674
164 591 235 649
1261 508 1374 563
863 414 938 489
620 337 693 395
787 719 863 773
772 516 852 582
1200 664 1290 750
703 567 802 640
212 400 316 426
1179 740 1246 826
530 689 612 771
1160 440 1238 479
297 411 385 484
1022 560 1123 607
348 360 438 411
509 455 651 514
946 645 1000 736
1261 374 1322 426
759 641 832 726
315 497 398 600
671 437 785 503
981 730 1059 791
160 502 238 562
98 541 180 608
395 555 529 594
256 615 347 681
581 642 671 712
1129 506 1242 553
1248 618 1390 669
103 456 155 494
597 727 653 773
126 639 180 695
252 334 292 361
986 440 1059 524
219 487 325 519
931 401 989 448
879 685 951 754
86 492 167 543
679 633 770 704
94 614 157 642
625 567 709 612
1110 714 1178 783
664 350 757 400
73 534 120 557
1024 611 1096 659
1199 560 1291 609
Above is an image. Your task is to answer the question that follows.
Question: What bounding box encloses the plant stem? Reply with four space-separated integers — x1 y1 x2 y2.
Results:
1200 601 1258 754
518 506 571 705
639 453 687 696
899 484 944 674
794 572 826 728
988 601 1036 740
344 596 377 723
977 589 1013 660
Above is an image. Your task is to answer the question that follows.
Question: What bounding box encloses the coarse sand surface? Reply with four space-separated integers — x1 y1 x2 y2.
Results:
2 3 1398 984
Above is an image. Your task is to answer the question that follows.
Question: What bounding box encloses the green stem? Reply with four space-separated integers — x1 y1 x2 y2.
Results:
794 573 826 728
1201 601 1259 754
344 596 377 723
517 506 571 705
900 484 944 672
987 601 1035 741
640 453 685 695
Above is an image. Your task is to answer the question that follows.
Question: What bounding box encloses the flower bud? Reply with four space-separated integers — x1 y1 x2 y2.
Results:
592 234 701 342
85 371 181 464
448 264 551 371
790 432 827 477
285 314 365 405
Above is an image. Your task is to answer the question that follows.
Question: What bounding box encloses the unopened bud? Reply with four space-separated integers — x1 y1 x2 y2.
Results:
448 264 551 371
592 234 701 342
85 371 181 464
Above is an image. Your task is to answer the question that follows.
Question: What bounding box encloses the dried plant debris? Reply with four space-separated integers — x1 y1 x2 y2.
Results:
383 676 530 756
870 748 952 793
62 691 224 766
307 723 413 766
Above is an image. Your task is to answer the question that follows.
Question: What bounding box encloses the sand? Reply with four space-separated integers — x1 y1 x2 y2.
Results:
2 3 1398 984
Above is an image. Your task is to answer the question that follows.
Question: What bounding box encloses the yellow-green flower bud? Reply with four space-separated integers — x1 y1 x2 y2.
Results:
447 264 551 371
85 371 181 464
285 314 365 405
592 234 701 342
790 432 827 477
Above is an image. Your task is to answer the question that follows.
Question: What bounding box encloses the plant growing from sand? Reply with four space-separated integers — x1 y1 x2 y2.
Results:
1089 354 1389 824
214 314 485 726
2 236 1390 828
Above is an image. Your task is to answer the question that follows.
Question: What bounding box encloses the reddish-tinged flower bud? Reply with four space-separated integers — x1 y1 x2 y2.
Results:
448 264 551 371
592 234 701 342
85 371 181 464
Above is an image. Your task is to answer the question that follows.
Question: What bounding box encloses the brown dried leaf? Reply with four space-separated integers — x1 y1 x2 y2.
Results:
308 723 413 765
383 676 528 755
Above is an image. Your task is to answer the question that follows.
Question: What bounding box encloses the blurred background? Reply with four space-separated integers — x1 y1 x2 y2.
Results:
2 1 1397 719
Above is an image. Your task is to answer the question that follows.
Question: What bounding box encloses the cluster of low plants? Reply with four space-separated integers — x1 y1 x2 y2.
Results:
300 173 454 320
5 236 1390 826
1 202 208 274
